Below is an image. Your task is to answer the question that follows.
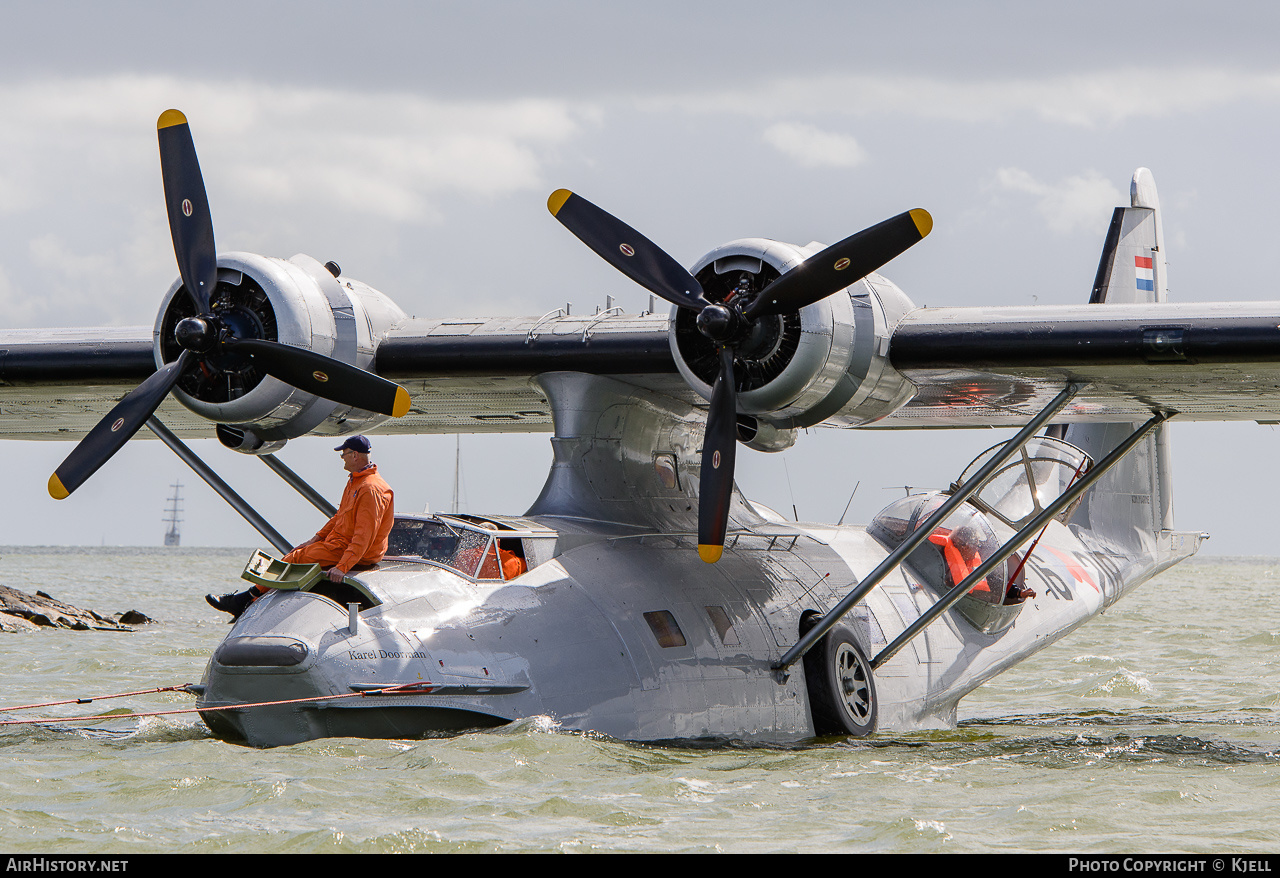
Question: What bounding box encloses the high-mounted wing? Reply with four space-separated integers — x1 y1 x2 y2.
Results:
10 302 1280 438
881 301 1280 427
0 314 681 440
880 169 1280 427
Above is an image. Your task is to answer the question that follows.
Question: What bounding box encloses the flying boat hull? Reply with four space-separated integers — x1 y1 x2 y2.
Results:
196 502 1200 747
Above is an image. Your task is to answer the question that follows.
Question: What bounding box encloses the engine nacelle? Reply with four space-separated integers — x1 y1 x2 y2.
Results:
670 238 916 432
153 251 406 449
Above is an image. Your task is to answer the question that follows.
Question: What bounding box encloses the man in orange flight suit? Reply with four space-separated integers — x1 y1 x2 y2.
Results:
206 435 395 619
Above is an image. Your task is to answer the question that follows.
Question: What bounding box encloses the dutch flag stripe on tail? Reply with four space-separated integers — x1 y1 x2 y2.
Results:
1135 254 1154 292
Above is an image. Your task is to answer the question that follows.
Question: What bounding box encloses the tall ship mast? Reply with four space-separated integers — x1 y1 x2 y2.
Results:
163 482 183 547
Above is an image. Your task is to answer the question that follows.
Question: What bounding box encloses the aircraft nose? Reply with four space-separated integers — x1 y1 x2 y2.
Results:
196 592 342 745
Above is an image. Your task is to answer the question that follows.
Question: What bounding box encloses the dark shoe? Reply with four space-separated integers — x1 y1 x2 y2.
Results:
205 589 257 620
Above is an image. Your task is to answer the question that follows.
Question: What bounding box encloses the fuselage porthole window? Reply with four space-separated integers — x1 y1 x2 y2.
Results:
644 610 687 648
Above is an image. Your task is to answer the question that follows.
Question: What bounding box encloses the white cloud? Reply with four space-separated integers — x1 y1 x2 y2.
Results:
645 67 1280 128
0 75 599 325
0 75 594 223
994 167 1125 234
762 122 867 169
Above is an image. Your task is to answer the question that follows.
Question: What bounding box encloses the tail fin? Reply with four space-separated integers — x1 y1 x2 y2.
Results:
1088 168 1168 307
1058 169 1175 551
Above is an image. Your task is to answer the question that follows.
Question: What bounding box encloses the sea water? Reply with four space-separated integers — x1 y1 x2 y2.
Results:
0 547 1277 854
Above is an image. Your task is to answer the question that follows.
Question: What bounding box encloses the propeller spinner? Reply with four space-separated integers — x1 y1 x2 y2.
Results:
49 110 411 500
548 189 931 562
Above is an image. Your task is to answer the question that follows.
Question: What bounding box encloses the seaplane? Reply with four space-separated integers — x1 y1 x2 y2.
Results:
1 110 1273 747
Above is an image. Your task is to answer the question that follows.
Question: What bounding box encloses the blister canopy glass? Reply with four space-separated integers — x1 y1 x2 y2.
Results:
870 493 1010 607
956 436 1092 529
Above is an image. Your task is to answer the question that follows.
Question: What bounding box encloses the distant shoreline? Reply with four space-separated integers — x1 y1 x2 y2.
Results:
0 545 262 555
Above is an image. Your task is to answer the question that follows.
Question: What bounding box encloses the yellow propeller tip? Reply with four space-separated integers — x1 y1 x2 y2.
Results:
910 208 933 238
697 544 724 564
157 109 188 130
392 386 412 419
547 189 573 216
48 474 69 500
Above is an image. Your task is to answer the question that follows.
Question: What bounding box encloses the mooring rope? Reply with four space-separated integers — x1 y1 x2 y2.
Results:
0 681 440 728
0 685 190 714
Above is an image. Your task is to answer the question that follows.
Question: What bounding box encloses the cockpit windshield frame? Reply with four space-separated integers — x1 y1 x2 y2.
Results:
382 514 533 582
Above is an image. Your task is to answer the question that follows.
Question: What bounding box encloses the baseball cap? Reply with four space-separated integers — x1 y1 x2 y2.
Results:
334 436 372 453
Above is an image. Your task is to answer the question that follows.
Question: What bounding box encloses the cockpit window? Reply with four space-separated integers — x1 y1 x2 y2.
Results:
451 529 498 578
384 517 489 578
385 517 529 581
386 517 459 563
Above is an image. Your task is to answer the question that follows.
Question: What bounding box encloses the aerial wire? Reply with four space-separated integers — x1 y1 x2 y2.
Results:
836 481 861 526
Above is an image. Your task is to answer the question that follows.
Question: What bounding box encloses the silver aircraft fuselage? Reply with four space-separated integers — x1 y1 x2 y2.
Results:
196 502 1198 747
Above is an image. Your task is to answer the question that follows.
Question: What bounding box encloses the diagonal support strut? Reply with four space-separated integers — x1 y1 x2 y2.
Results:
773 382 1082 673
870 410 1171 669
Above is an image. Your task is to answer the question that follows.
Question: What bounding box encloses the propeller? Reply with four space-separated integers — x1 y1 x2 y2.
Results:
548 188 932 562
49 110 411 500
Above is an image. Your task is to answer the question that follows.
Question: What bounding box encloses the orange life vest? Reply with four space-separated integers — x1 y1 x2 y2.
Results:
928 529 990 593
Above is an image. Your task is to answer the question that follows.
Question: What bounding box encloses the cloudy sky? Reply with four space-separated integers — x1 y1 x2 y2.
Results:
2 1 1279 556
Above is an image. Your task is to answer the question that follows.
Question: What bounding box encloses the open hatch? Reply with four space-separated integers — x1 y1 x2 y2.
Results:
241 550 382 611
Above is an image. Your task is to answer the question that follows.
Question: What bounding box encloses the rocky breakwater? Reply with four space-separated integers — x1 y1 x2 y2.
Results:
0 585 153 632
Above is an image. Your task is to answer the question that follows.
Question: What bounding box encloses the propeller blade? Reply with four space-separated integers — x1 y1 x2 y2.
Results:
158 109 218 315
744 209 932 320
49 350 192 499
698 347 739 563
222 338 411 418
548 189 711 311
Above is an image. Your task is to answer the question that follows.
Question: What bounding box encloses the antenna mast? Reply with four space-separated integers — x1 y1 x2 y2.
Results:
451 436 461 512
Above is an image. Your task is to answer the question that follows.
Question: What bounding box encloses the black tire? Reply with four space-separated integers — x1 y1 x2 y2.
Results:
801 616 878 737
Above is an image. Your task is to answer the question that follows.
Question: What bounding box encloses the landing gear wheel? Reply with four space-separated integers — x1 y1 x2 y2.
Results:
801 616 877 737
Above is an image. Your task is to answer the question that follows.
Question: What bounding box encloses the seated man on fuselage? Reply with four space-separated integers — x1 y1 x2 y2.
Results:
206 435 395 619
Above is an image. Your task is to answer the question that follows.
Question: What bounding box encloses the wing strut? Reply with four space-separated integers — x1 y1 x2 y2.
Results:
869 411 1171 670
772 382 1082 674
146 418 293 554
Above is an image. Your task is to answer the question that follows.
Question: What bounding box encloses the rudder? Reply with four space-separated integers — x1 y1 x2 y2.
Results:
1057 169 1175 551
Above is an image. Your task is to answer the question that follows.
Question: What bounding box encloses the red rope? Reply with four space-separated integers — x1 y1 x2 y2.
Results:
0 685 189 713
0 682 439 728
